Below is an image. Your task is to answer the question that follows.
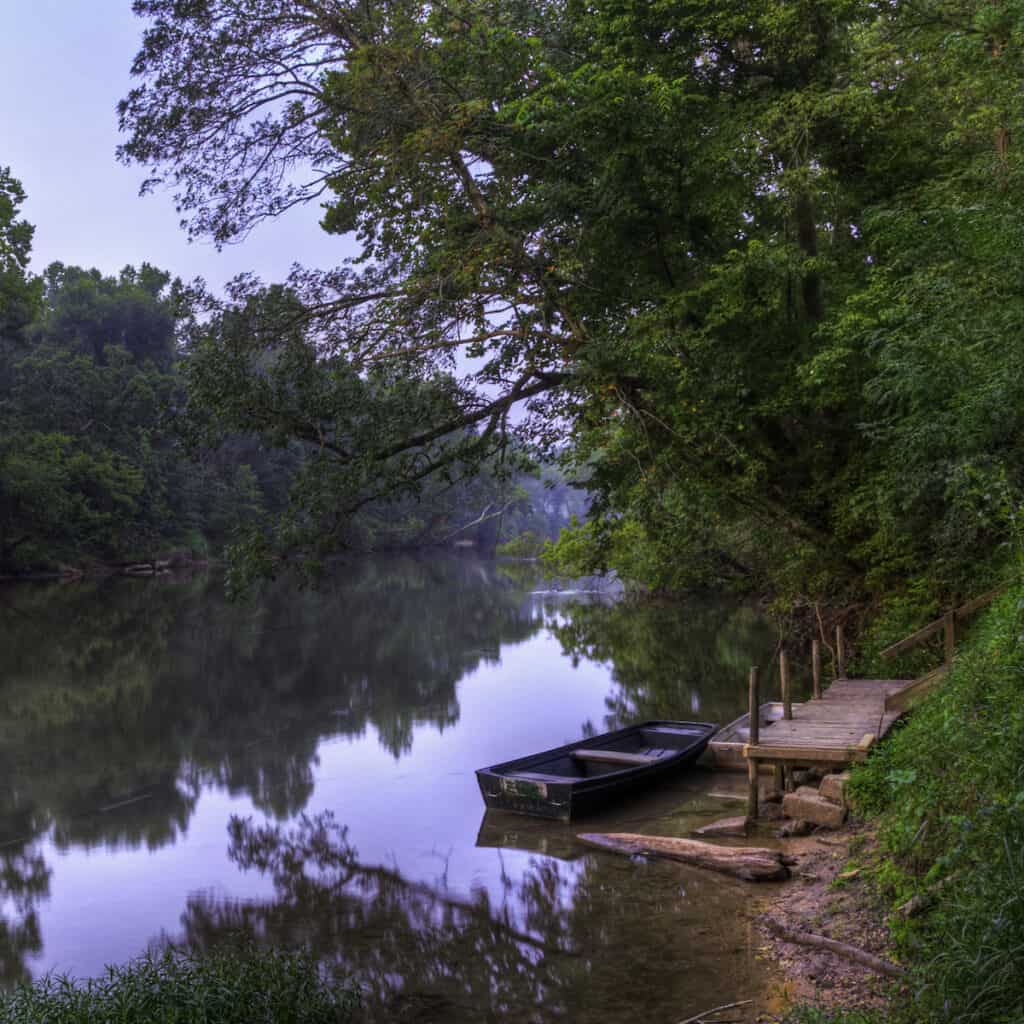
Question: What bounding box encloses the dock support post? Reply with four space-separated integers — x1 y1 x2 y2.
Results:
780 646 792 720
836 625 846 679
812 637 822 699
747 666 760 820
778 646 791 793
944 610 955 666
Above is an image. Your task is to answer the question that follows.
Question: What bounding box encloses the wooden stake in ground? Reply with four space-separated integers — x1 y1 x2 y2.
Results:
578 833 791 881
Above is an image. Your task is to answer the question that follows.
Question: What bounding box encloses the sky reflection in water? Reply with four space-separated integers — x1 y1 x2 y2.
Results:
0 557 781 1021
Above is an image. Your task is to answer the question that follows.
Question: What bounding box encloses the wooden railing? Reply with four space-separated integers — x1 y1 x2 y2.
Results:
879 585 1006 666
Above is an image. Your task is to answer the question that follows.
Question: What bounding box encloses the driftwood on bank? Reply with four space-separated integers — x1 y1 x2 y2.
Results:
762 917 905 978
676 998 753 1024
577 832 792 881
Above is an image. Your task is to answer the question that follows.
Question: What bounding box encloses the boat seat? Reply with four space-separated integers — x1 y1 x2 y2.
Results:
507 771 571 783
571 748 662 767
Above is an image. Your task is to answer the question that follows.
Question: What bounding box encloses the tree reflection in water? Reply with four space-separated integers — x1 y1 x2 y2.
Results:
0 557 547 985
0 842 49 987
172 812 765 1024
548 599 781 730
0 561 774 1004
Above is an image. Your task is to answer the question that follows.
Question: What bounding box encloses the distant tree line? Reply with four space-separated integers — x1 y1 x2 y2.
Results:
0 173 583 577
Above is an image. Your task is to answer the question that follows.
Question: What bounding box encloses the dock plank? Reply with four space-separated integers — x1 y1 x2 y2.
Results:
741 677 915 769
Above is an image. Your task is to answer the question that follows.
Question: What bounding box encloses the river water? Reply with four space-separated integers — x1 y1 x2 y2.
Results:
0 556 786 1022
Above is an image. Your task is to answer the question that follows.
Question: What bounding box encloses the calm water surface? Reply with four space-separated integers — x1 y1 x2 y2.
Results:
0 556 784 1022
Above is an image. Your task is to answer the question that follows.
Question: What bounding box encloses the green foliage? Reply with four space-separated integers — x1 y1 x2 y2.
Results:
0 255 275 571
113 0 1024 602
32 262 178 367
0 944 359 1023
496 530 544 559
0 190 577 573
849 585 1024 1023
0 167 42 344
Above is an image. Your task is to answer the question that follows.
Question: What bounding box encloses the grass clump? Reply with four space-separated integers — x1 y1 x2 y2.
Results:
783 1008 892 1024
0 944 360 1023
848 583 1024 1024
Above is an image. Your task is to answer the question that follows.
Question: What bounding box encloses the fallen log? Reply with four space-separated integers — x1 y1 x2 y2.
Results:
762 917 905 978
578 832 791 881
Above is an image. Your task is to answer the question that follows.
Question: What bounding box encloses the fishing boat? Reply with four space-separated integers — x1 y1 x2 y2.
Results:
476 720 717 820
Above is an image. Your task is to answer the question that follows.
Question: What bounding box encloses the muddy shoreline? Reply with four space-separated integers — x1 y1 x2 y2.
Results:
755 821 903 1016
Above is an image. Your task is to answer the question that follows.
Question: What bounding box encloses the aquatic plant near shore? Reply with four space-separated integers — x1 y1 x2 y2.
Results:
0 944 360 1023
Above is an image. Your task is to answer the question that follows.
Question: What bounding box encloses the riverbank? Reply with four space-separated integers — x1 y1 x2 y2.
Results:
748 581 1024 1024
756 823 900 1016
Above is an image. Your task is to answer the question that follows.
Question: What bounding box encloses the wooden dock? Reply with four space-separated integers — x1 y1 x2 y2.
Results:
739 587 1003 817
743 677 912 766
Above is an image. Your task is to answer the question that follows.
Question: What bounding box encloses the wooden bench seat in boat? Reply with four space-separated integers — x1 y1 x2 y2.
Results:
507 771 577 784
571 748 662 767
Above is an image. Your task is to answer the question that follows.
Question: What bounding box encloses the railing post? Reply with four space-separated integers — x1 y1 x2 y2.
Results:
836 624 846 679
780 646 792 720
747 666 760 820
944 610 955 666
812 636 822 699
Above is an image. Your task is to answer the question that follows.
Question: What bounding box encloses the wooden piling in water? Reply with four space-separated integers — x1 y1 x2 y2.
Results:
747 666 760 819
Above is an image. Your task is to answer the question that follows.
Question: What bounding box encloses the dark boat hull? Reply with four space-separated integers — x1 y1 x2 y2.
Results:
475 720 717 821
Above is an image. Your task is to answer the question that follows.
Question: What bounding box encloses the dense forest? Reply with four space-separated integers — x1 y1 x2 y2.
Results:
0 180 583 578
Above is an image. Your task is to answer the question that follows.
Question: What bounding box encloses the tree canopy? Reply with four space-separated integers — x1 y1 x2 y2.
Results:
115 0 1024 602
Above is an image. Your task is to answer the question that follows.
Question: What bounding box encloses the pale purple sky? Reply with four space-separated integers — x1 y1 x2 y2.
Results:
1 1 357 290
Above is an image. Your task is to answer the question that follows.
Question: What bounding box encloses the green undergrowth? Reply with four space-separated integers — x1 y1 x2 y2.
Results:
784 1008 891 1024
846 583 1024 1024
0 945 360 1023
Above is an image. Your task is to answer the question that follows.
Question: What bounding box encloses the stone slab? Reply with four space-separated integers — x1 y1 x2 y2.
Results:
782 786 847 828
820 771 852 806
